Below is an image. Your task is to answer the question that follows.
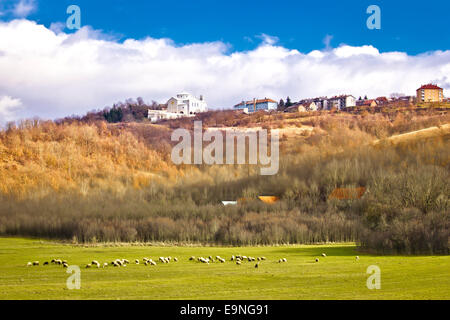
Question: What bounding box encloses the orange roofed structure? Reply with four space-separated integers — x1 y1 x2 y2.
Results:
328 187 367 200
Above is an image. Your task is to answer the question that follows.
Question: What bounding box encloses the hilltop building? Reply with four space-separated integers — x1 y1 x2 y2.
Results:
327 95 356 109
148 92 207 123
416 84 444 103
234 98 278 113
356 99 378 107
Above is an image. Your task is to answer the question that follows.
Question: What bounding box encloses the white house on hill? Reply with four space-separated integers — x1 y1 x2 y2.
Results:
148 92 207 123
167 92 207 115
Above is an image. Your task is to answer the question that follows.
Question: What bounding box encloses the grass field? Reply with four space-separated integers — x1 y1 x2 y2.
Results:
0 238 448 300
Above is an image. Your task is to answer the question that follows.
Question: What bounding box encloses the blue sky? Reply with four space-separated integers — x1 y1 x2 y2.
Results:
1 0 449 54
0 0 449 122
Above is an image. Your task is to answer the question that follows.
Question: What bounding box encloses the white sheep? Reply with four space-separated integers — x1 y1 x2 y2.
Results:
150 261 156 266
86 264 91 268
103 262 108 268
231 255 235 261
283 258 287 262
63 263 69 268
174 257 178 262
33 261 39 266
236 261 241 265
321 253 326 257
356 256 360 260
27 262 32 267
135 259 139 264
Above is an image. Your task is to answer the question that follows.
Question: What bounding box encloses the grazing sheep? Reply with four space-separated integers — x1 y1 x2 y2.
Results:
315 258 319 262
255 263 259 268
282 258 287 262
321 253 326 257
92 260 99 265
159 257 165 263
43 261 49 265
27 262 32 267
86 264 91 268
51 259 56 264
257 257 261 261
62 260 67 264
242 256 247 260
123 259 129 264
261 257 266 260
150 261 156 266
231 255 235 261
135 259 139 264
356 256 360 260
55 259 62 265
33 261 39 266
278 259 282 263
189 256 195 261
219 258 225 263
174 257 178 262
103 263 108 268
63 263 69 268
236 261 241 265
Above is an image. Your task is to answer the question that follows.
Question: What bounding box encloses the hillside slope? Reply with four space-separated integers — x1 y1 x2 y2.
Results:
0 121 176 197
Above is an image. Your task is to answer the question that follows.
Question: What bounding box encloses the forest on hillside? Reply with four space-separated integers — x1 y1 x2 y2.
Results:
0 110 448 254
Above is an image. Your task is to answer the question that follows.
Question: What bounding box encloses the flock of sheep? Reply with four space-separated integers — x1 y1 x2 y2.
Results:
26 253 361 268
27 258 69 268
189 254 266 267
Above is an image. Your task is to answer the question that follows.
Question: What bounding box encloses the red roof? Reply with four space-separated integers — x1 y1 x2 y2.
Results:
417 84 443 90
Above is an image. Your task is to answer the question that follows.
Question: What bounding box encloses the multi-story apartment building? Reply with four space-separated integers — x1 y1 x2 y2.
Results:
416 84 444 103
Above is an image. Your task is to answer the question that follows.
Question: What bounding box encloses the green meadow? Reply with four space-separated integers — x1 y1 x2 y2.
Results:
0 237 448 300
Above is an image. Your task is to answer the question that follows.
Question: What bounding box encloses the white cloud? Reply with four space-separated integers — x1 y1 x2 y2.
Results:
256 33 279 46
13 0 36 18
323 34 333 50
0 19 449 122
49 22 65 34
0 96 23 124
